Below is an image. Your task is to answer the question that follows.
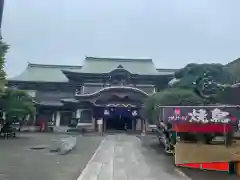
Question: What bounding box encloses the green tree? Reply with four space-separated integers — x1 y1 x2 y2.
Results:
142 95 158 124
152 88 205 106
2 88 36 124
173 63 234 89
170 63 234 103
226 57 240 82
0 41 36 125
143 88 205 124
0 41 8 95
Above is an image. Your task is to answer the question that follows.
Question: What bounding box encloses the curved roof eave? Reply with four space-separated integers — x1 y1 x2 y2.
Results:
61 98 79 103
76 86 149 98
62 69 174 77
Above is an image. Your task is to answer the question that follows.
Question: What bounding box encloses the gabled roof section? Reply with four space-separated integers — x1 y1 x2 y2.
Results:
8 63 82 82
75 56 159 75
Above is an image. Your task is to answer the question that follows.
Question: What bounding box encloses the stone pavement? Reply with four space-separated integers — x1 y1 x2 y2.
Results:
77 134 189 180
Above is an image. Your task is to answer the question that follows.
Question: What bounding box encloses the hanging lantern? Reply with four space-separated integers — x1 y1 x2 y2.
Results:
104 109 110 115
132 110 137 116
174 108 180 115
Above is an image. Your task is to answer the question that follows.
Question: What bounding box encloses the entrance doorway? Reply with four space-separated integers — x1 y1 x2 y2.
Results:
106 115 132 131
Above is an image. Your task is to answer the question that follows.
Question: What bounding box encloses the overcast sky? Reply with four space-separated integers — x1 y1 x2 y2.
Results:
3 0 240 77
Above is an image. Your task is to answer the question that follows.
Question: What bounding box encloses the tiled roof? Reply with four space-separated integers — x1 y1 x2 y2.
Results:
8 63 82 82
156 68 178 74
8 57 176 82
79 56 159 75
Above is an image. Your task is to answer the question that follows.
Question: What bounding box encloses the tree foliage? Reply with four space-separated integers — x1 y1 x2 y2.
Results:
226 58 240 82
0 41 36 124
174 63 234 89
2 88 36 122
170 63 235 103
143 63 236 124
143 88 205 123
142 95 158 124
144 62 239 124
0 41 8 95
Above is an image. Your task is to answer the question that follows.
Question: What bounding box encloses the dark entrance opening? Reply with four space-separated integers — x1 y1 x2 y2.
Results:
106 115 132 130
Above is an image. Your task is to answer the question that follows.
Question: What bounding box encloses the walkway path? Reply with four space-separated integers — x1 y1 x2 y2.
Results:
77 134 189 180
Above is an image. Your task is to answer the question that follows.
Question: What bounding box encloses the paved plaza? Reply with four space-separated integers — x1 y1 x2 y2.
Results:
77 134 188 180
0 133 239 180
140 135 239 180
0 133 103 180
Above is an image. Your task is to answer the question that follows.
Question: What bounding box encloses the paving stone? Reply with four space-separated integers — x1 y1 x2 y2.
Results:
78 134 188 180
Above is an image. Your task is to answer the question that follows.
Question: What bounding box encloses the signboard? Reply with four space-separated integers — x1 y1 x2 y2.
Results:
162 107 239 125
97 119 103 125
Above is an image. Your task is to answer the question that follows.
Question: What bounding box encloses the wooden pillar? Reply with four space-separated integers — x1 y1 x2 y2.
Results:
141 118 143 132
32 113 36 126
141 119 146 136
97 118 103 136
55 111 61 127
104 118 107 132
76 109 81 121
52 112 55 124
135 118 141 131
92 117 96 131
132 119 136 132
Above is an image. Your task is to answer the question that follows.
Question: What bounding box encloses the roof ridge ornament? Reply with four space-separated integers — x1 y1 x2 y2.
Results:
117 64 124 69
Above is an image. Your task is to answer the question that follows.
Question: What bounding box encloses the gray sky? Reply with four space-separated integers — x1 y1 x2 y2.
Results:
3 0 240 77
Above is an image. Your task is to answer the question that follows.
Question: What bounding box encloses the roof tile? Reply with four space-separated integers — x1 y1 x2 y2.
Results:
8 57 176 82
78 57 158 75
9 63 82 82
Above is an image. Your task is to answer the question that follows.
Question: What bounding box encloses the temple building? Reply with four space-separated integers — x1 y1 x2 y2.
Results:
8 57 176 132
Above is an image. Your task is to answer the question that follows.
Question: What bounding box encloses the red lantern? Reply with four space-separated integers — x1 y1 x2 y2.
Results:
175 108 180 115
231 116 236 121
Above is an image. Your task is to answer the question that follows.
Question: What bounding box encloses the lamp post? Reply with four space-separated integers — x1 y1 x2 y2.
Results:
0 0 4 39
